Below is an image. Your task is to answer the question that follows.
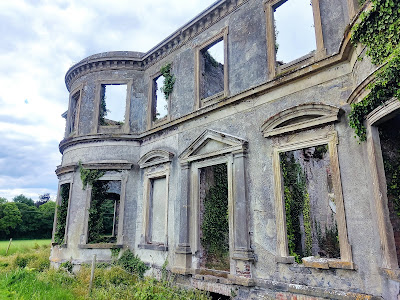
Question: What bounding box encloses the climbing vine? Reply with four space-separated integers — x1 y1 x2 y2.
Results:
160 63 175 100
99 85 108 126
54 183 70 245
79 162 105 189
349 0 400 141
200 164 229 270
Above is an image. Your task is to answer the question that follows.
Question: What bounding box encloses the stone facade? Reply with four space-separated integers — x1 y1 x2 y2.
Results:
51 0 400 299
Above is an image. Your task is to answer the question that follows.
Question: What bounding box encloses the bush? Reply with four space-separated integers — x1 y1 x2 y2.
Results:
116 250 149 278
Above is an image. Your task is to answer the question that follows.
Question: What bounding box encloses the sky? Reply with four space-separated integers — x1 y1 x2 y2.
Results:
0 0 313 202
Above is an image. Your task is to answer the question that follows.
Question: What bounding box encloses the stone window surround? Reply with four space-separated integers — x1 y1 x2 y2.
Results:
52 176 74 248
66 84 83 138
195 27 229 109
138 150 173 251
174 130 254 285
264 0 326 79
365 99 400 281
79 165 129 249
92 79 133 135
271 129 353 269
147 71 172 130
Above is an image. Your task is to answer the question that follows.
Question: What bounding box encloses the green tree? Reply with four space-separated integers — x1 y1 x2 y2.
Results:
0 197 7 204
38 201 56 236
0 202 22 235
13 203 41 237
13 194 34 206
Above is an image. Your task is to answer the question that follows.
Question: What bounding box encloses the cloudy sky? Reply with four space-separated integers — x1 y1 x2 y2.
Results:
0 0 313 202
0 0 217 201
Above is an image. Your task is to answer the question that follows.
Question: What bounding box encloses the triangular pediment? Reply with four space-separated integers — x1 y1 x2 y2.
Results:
180 129 247 163
261 103 342 137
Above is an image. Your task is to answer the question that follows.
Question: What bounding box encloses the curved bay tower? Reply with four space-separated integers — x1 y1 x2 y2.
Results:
51 0 400 298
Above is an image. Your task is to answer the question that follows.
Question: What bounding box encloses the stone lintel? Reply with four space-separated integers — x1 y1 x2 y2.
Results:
227 274 256 287
78 243 123 249
138 243 168 251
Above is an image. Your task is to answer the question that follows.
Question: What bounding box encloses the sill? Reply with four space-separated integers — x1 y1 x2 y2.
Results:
381 268 400 282
276 256 355 270
200 91 225 107
78 243 123 249
151 116 169 128
138 243 168 251
195 268 230 278
275 51 319 79
98 125 125 134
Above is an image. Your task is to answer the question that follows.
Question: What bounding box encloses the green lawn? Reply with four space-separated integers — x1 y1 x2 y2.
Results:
0 239 51 256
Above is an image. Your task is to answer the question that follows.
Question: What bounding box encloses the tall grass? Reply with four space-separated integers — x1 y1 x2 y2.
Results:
0 241 211 299
0 239 51 256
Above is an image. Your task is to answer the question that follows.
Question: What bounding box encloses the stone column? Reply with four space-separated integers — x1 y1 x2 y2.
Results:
173 162 192 274
229 151 254 285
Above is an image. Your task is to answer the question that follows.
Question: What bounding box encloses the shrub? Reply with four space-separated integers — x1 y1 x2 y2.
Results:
116 249 149 278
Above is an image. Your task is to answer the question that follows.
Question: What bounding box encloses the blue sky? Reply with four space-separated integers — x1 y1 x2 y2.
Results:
0 0 313 202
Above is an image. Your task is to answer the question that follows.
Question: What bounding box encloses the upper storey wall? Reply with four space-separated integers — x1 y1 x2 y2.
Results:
63 0 356 142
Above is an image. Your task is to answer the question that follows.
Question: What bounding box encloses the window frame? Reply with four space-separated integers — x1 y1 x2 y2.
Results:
272 130 353 269
147 71 171 129
195 27 229 109
65 85 83 137
264 0 326 78
93 79 132 134
52 178 73 247
80 170 128 249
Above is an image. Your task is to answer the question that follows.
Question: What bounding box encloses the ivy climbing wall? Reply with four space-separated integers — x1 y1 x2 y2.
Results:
199 164 230 271
379 115 400 265
281 145 340 263
54 183 70 245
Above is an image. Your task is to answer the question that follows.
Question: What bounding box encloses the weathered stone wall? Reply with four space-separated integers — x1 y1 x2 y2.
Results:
52 0 400 299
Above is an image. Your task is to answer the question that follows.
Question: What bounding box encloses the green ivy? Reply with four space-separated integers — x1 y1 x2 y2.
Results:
200 164 229 270
99 85 107 126
303 193 312 257
349 0 400 141
79 162 105 190
280 152 308 263
117 250 149 278
160 63 175 100
54 183 70 245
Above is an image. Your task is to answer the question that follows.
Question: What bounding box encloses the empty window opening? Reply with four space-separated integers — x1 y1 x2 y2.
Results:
200 39 225 100
54 183 70 244
199 164 229 271
280 145 340 263
152 75 168 121
274 0 316 64
147 177 167 244
100 84 127 126
209 292 231 300
88 180 121 244
67 91 80 135
379 115 400 267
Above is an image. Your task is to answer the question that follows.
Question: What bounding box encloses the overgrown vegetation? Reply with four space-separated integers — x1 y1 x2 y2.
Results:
0 242 211 299
160 63 175 100
349 0 400 141
99 85 108 126
54 183 70 244
79 162 105 189
200 164 230 270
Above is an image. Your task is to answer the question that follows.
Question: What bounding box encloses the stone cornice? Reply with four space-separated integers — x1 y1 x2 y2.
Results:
65 0 249 91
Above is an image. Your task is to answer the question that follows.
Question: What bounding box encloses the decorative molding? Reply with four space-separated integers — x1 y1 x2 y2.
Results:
179 129 248 163
261 103 342 137
138 149 174 168
80 160 133 170
65 0 250 91
55 164 77 176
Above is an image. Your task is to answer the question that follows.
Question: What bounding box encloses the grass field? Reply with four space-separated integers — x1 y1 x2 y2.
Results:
0 239 211 299
0 239 51 256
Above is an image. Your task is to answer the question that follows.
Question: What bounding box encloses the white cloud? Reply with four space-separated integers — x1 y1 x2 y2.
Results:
0 0 216 201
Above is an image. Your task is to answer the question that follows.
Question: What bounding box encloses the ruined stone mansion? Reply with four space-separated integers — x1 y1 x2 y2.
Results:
50 0 400 298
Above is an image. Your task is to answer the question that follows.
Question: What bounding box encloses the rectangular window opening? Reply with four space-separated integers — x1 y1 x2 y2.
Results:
200 39 225 100
100 84 127 126
68 91 80 135
54 183 70 245
280 145 340 263
379 115 400 268
274 0 316 65
199 163 229 271
152 75 168 122
147 177 167 244
88 180 121 244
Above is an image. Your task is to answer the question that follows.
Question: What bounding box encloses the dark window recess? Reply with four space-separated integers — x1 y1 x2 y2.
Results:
200 39 224 100
280 145 340 263
274 0 316 64
54 183 70 244
379 115 400 267
67 91 79 135
99 84 127 126
88 180 121 244
152 75 168 121
199 164 230 271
